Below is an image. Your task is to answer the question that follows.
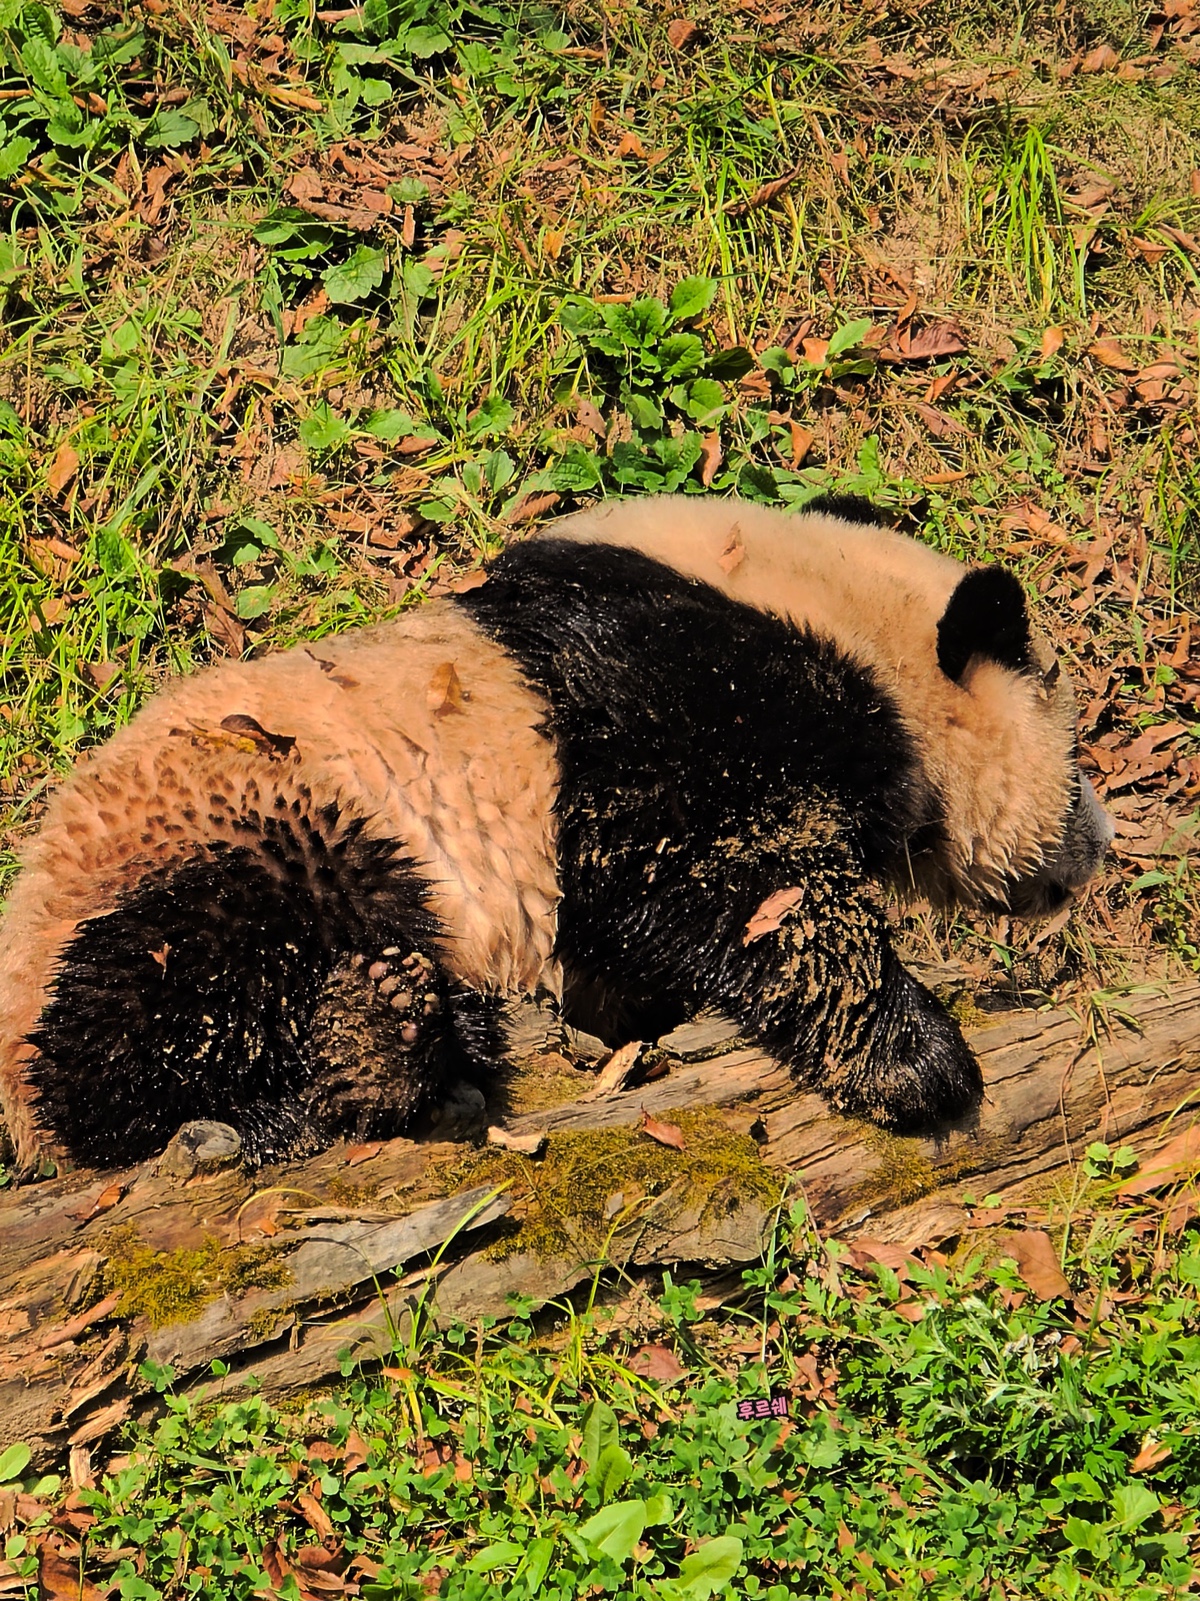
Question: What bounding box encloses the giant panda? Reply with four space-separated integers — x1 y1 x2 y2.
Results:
0 495 1112 1176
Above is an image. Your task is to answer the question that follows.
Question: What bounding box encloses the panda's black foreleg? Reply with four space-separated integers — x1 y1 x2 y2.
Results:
697 838 983 1132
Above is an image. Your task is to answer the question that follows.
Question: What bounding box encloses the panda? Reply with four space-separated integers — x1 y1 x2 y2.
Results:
0 494 1112 1176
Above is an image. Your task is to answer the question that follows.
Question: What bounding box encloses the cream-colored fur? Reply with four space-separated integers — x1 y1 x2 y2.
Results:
0 605 560 1166
543 496 1078 907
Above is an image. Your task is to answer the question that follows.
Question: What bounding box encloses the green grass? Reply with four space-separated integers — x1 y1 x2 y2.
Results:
2 0 1200 1586
7 1189 1200 1598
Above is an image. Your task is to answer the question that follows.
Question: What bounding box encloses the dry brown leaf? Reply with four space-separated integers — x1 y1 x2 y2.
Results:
219 713 296 758
80 660 121 692
641 1111 686 1150
892 321 968 360
614 130 646 160
296 1490 335 1540
1040 325 1065 359
486 1125 548 1156
576 397 606 438
1006 1230 1072 1301
69 1181 126 1225
345 1142 382 1167
582 1040 643 1099
1118 1125 1200 1195
1129 1435 1172 1474
506 490 561 524
743 886 805 944
203 603 246 658
717 523 745 574
343 1431 369 1474
801 336 829 365
724 162 802 216
1081 42 1120 71
47 442 79 498
1129 235 1169 264
788 423 814 467
542 227 566 260
427 661 467 718
699 431 723 487
628 1342 687 1381
36 1292 121 1351
666 17 701 49
262 1537 293 1590
1088 337 1138 372
36 1540 106 1601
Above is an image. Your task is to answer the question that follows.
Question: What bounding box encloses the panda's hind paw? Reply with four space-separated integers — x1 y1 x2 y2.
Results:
359 947 443 1045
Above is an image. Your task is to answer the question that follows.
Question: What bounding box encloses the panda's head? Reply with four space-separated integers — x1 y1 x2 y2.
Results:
930 563 1113 916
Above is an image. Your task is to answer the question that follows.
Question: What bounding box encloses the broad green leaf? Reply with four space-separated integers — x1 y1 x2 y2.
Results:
0 1442 30 1484
365 408 419 440
520 1537 554 1590
298 402 352 451
469 394 515 439
644 1492 673 1526
466 1539 525 1571
685 377 727 424
144 107 201 149
669 275 718 322
590 1442 633 1503
280 316 344 380
663 1535 744 1599
579 1498 646 1563
405 23 453 55
235 586 275 620
826 317 873 359
1112 1482 1160 1530
483 448 515 492
559 299 600 336
657 331 706 379
0 137 34 180
581 1399 620 1469
601 297 667 348
22 36 68 96
705 344 755 381
548 443 603 493
401 258 435 301
323 244 387 304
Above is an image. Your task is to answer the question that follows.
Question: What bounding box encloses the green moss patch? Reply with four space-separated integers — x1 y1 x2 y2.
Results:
102 1229 290 1330
442 1109 782 1261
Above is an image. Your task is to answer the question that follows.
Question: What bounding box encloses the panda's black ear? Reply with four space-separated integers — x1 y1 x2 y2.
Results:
936 566 1035 683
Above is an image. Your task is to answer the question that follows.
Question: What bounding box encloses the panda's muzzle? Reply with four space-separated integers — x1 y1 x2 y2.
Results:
1007 775 1114 918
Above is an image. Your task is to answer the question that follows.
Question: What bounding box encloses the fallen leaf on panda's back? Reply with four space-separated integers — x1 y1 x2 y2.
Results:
717 522 745 574
1005 1230 1072 1301
641 1111 686 1150
1117 1125 1200 1196
220 713 297 758
427 661 467 717
69 1181 127 1225
743 886 805 944
628 1342 687 1381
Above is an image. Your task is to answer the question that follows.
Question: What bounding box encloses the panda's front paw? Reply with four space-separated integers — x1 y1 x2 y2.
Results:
354 946 443 1049
829 966 983 1132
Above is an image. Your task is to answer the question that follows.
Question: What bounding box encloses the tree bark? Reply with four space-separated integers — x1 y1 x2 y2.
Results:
0 978 1196 1463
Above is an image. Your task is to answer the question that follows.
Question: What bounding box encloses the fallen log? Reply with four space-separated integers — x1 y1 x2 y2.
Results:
0 977 1196 1464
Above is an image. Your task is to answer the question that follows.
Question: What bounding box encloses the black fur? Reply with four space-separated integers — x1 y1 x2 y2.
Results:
28 808 461 1167
460 538 982 1130
936 566 1034 683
